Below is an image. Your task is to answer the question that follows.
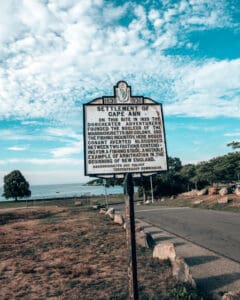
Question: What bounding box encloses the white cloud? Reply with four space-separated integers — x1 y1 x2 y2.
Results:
0 158 83 166
45 127 83 157
148 9 159 21
102 2 129 22
165 58 240 117
153 32 177 49
8 146 27 151
0 129 34 140
0 0 238 121
0 127 82 144
224 132 240 137
45 127 81 140
21 120 45 126
51 141 83 158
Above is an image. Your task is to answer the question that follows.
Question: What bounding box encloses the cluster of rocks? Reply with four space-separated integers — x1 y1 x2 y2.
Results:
194 186 240 197
235 188 240 197
152 242 196 288
98 206 196 288
191 186 240 205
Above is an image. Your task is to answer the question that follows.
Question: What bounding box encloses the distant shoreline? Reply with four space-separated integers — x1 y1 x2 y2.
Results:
0 183 124 202
0 193 123 203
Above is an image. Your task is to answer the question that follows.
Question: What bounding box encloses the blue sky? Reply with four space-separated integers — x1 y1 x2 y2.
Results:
0 0 239 186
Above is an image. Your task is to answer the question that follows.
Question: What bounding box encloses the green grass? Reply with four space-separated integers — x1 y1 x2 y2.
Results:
193 202 240 213
66 280 80 289
0 193 126 210
21 248 36 258
52 290 63 297
167 283 205 300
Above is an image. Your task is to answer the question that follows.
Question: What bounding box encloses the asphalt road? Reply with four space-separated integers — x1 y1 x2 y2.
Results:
119 205 240 263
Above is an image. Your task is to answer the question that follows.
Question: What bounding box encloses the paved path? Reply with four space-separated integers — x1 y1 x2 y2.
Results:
116 205 240 296
135 206 240 262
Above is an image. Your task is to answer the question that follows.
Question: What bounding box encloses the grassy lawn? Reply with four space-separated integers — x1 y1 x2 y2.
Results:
0 194 125 210
0 205 203 299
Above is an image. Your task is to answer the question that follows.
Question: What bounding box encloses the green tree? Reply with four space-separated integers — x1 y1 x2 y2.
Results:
2 170 31 201
135 176 151 202
226 143 240 181
168 157 182 172
152 156 185 197
227 141 240 149
194 161 216 187
179 164 196 190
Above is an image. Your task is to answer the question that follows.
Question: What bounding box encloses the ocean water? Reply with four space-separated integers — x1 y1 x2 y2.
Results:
0 183 124 202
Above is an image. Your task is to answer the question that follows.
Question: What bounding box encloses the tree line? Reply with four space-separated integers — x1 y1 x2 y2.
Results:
100 150 240 198
2 142 239 201
139 151 240 198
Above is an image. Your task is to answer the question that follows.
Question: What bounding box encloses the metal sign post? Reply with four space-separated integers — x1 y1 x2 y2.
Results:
83 81 168 299
124 173 138 300
104 179 108 209
150 175 154 203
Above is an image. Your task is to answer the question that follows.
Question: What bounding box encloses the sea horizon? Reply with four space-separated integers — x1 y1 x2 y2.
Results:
0 182 124 202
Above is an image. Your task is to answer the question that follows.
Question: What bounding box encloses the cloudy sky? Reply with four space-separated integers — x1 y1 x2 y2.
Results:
0 0 239 186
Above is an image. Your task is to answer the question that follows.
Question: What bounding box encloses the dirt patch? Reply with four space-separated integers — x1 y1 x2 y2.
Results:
0 206 201 299
0 207 65 225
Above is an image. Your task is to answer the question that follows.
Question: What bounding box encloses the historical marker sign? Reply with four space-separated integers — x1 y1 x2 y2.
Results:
83 81 168 177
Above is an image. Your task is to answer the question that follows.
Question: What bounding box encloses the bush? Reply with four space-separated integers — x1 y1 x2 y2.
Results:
2 170 31 201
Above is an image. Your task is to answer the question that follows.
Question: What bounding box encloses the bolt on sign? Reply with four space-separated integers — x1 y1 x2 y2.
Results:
83 81 168 177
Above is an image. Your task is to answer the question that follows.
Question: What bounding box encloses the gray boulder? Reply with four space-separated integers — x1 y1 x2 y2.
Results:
153 242 176 261
106 207 115 219
171 257 196 287
135 225 144 232
136 230 155 250
219 187 229 196
197 188 208 196
106 207 115 214
99 208 107 214
114 214 124 225
235 188 240 196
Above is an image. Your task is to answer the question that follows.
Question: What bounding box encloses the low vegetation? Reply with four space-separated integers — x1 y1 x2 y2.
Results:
0 206 204 299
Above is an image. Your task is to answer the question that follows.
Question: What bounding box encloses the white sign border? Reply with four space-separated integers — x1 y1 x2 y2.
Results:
83 82 168 178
